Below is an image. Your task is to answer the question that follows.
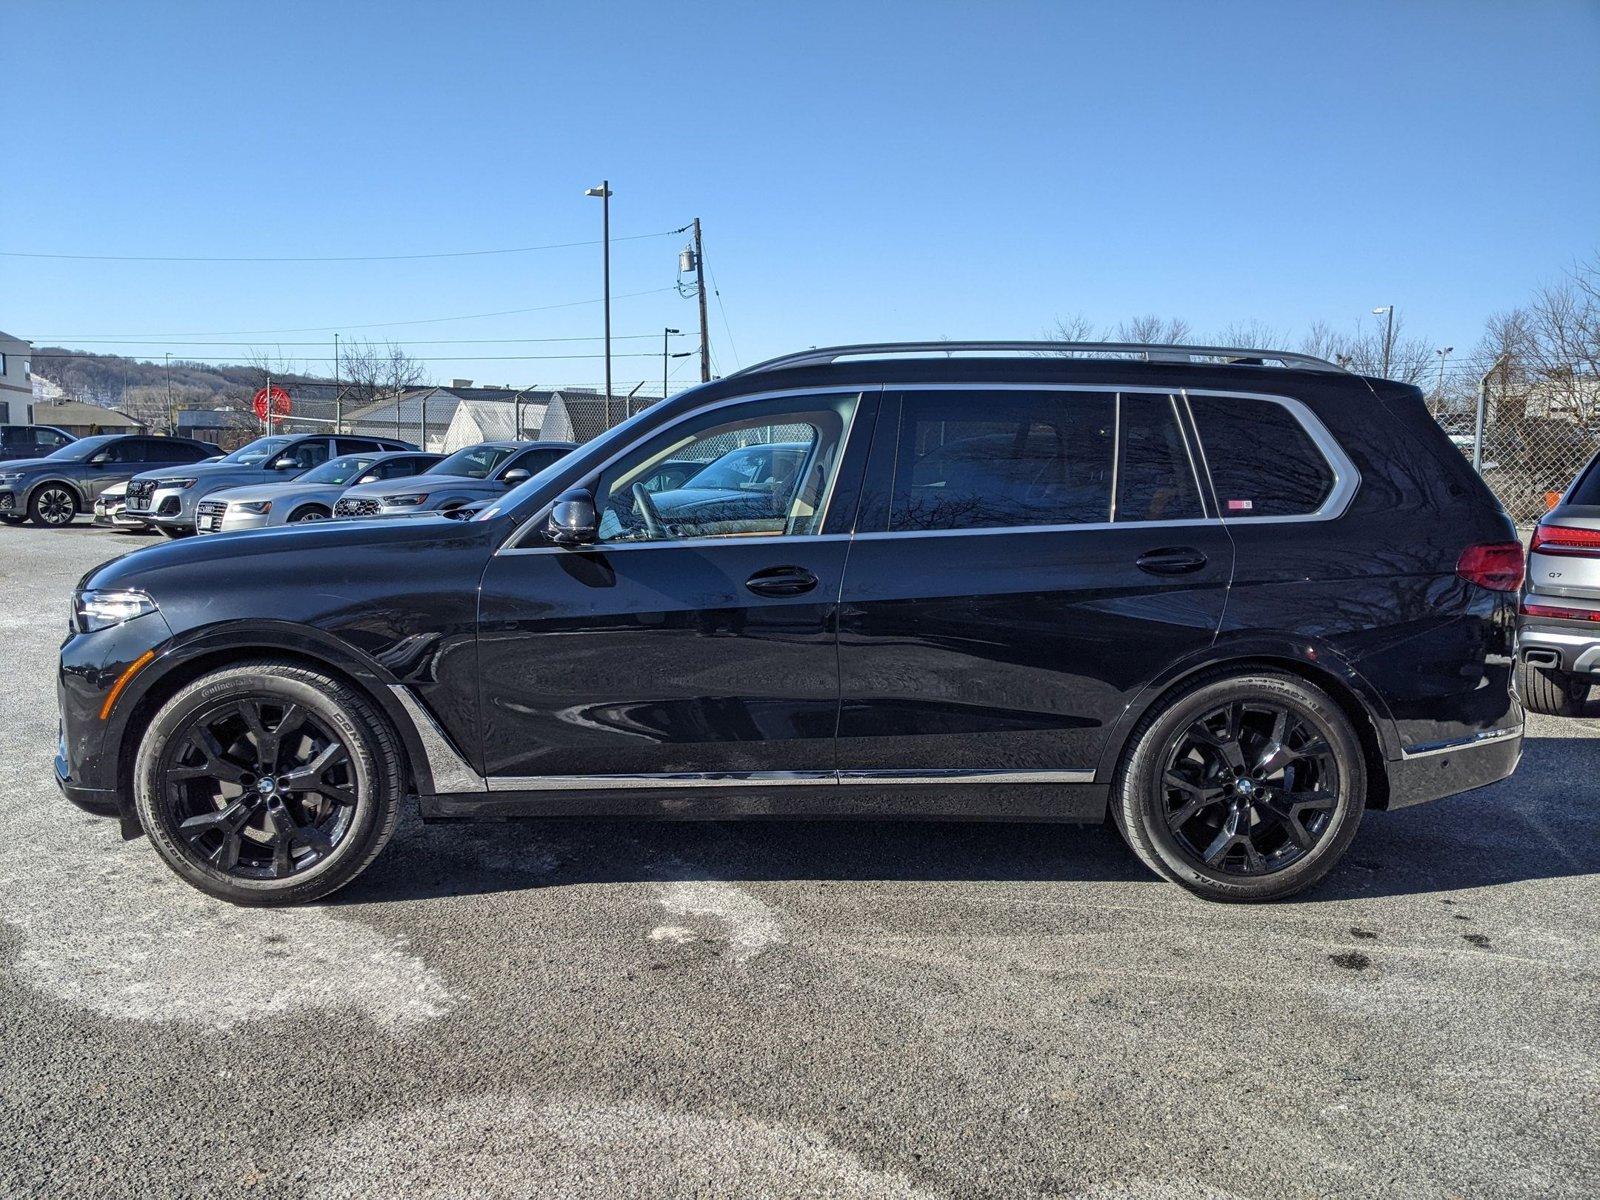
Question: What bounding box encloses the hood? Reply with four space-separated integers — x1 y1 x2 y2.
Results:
206 481 342 505
134 461 256 482
336 473 491 500
0 456 62 475
83 510 496 594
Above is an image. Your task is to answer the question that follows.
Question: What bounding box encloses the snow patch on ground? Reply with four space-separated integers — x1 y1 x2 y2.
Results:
655 880 784 962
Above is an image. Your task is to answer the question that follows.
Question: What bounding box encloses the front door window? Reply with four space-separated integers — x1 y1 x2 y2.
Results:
594 394 860 543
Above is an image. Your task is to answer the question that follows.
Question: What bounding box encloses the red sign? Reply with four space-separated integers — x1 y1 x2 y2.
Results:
253 385 292 422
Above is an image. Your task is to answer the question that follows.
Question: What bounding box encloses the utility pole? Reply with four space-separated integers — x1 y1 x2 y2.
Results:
1373 305 1395 378
266 372 273 437
693 217 710 382
586 181 613 425
1433 346 1453 415
164 353 173 433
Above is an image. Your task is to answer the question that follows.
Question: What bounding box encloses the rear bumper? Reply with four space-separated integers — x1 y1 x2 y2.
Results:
1385 727 1523 810
1517 624 1600 675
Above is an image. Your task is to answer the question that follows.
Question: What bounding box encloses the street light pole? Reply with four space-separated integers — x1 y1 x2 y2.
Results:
1433 346 1453 414
585 181 613 426
164 353 172 433
663 327 681 400
1372 305 1395 378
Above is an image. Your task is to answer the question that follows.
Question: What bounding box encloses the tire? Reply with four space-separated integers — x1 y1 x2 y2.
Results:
1516 658 1590 717
1113 671 1367 903
0 514 23 526
158 526 194 539
288 505 330 523
27 484 78 527
134 660 405 906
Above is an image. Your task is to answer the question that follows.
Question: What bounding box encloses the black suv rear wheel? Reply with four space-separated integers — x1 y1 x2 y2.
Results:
1114 672 1366 902
133 661 404 905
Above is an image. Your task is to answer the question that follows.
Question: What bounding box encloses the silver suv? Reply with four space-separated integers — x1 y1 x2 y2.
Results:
1518 451 1600 715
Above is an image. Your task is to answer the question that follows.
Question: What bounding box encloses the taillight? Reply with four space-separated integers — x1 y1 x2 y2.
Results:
1530 524 1600 557
1521 601 1600 622
1456 542 1525 592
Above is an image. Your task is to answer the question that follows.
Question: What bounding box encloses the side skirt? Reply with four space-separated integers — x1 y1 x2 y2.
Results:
420 780 1109 823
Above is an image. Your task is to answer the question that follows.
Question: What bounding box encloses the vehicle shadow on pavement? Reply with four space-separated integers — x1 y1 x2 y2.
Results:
334 735 1599 907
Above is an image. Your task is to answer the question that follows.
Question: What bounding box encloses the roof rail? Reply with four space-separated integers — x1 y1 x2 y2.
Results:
729 341 1348 377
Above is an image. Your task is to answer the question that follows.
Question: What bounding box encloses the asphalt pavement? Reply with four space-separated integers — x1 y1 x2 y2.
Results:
2 522 1597 1199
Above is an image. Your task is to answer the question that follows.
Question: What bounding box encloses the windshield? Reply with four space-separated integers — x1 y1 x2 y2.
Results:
301 455 379 486
220 435 295 466
432 444 517 480
44 435 119 462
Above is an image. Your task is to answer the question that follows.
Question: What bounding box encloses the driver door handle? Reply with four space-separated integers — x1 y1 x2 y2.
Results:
745 565 819 597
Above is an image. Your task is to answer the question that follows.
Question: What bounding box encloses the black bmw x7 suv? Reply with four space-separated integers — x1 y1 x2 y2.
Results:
58 341 1525 906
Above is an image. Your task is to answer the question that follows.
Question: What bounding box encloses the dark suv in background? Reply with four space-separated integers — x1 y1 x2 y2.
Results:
0 424 74 462
57 342 1525 906
0 433 214 526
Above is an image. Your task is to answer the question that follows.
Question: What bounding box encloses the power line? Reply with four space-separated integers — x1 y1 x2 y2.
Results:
1 227 688 263
28 351 662 364
43 333 677 348
708 267 740 369
29 287 678 338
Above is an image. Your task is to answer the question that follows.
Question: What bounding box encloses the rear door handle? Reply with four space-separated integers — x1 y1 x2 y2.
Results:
1136 546 1208 575
745 565 819 597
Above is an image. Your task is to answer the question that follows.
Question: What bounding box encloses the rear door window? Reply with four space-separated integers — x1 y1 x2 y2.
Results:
1188 395 1334 517
1566 454 1600 506
889 391 1115 532
1115 393 1205 522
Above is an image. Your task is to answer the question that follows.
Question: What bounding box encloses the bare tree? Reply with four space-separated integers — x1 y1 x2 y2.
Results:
1113 315 1192 344
1049 313 1098 343
334 339 427 418
1212 320 1288 351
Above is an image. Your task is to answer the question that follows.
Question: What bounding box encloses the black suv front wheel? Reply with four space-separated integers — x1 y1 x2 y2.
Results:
134 661 404 905
1114 672 1366 902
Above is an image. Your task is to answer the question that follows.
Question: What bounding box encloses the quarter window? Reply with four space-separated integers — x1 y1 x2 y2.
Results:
1188 395 1334 517
594 394 859 543
890 391 1115 532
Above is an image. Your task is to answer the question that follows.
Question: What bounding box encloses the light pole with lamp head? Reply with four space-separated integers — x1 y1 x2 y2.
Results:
1372 305 1395 378
585 182 613 427
1433 346 1453 415
662 328 681 401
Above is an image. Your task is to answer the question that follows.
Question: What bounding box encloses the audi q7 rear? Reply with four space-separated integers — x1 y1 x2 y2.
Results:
1518 449 1600 714
57 341 1525 907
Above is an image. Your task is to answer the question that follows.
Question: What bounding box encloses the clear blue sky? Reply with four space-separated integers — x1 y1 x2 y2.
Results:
3 0 1597 389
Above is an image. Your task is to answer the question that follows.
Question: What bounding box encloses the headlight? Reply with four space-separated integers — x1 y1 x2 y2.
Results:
163 478 198 490
383 492 430 507
73 589 158 633
234 500 272 514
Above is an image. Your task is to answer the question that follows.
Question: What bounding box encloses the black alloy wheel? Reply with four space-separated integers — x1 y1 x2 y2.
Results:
28 485 77 526
135 661 404 905
1159 700 1338 876
161 698 357 879
1114 672 1366 902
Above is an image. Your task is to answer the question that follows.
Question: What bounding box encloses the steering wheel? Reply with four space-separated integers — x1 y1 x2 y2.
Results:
631 482 668 540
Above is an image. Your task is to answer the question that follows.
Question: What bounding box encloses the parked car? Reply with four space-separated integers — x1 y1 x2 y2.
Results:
331 440 575 518
0 433 214 527
1516 447 1600 715
58 340 1525 907
124 433 416 537
0 424 75 463
195 451 444 534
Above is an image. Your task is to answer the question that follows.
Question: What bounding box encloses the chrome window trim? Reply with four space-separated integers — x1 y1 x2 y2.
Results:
482 767 1095 793
499 385 874 555
499 380 1356 552
1400 725 1522 760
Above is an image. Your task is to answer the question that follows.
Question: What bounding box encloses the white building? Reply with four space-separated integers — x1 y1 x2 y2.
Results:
0 329 31 425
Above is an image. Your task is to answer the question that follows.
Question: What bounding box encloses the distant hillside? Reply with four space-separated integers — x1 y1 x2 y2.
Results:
32 348 330 409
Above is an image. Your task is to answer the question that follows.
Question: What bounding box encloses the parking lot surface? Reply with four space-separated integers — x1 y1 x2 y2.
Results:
2 523 1597 1199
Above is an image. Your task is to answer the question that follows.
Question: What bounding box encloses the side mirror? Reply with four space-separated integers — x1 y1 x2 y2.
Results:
547 489 597 546
501 467 531 485
88 452 111 465
271 456 299 470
